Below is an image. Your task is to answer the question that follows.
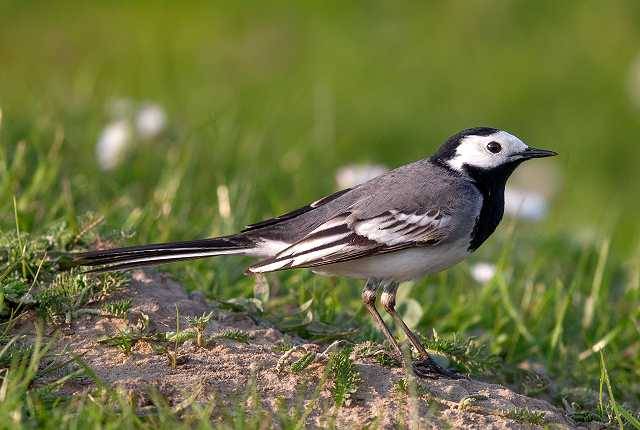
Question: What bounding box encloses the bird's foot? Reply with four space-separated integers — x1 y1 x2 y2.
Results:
412 354 464 380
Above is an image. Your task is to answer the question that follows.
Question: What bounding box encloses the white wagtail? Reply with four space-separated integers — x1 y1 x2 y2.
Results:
71 127 557 378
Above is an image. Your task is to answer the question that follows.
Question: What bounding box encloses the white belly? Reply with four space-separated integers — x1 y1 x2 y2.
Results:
312 238 472 282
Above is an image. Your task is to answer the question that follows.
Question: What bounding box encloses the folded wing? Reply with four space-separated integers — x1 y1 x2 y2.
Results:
247 208 452 273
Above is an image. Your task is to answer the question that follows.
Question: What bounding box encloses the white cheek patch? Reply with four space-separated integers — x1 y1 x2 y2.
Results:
445 131 527 171
447 142 496 170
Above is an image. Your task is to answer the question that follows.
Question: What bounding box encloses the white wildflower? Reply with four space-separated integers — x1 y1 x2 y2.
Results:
470 262 496 284
504 187 548 221
96 120 132 170
335 164 388 189
135 103 167 140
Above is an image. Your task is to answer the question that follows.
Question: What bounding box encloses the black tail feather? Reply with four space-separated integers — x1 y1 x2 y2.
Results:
84 254 228 273
69 235 255 272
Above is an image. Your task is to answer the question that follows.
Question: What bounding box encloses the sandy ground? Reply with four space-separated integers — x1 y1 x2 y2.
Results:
32 271 578 429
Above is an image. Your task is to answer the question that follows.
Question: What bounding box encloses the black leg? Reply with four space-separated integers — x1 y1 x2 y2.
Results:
380 281 462 380
380 282 428 356
362 279 402 357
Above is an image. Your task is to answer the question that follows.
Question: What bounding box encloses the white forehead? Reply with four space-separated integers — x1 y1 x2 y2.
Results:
447 131 528 171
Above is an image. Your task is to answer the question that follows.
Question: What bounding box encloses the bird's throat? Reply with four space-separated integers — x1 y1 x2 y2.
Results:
463 161 522 251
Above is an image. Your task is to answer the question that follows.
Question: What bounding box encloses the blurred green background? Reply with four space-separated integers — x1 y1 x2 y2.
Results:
2 0 640 246
1 0 640 408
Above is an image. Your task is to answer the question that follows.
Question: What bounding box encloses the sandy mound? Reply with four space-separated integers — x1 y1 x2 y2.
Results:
36 271 575 429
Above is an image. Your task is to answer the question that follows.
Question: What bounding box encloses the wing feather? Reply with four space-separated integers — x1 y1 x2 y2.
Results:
248 208 452 273
241 188 352 232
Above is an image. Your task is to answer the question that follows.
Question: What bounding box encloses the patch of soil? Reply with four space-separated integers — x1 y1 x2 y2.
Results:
31 271 577 429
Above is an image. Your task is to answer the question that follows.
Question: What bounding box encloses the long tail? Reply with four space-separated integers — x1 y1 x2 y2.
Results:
68 235 256 273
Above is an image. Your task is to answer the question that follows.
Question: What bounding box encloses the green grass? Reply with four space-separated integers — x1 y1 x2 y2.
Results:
325 347 361 407
216 329 252 344
290 351 317 374
101 298 132 319
501 407 547 426
1 0 640 428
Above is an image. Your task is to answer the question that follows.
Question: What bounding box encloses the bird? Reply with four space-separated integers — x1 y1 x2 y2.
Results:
69 127 557 378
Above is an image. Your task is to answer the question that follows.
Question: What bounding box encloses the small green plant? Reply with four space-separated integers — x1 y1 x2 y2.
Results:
97 313 156 356
502 407 546 425
272 339 294 353
102 298 132 318
325 347 360 407
217 329 251 344
31 269 128 324
0 216 118 322
36 271 92 323
185 311 214 347
93 272 129 298
290 351 316 373
98 330 137 355
164 330 196 344
420 332 501 376
374 352 400 368
167 305 182 369
458 394 488 410
393 378 409 394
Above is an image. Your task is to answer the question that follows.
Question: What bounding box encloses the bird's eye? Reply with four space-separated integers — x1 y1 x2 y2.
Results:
486 141 502 154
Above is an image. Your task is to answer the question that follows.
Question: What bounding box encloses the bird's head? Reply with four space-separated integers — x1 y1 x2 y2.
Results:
432 127 557 177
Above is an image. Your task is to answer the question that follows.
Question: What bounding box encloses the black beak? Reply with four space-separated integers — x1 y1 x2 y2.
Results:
519 147 558 159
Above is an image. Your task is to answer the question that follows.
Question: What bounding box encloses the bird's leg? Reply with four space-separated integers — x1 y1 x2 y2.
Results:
362 279 402 357
380 281 428 356
380 281 461 379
